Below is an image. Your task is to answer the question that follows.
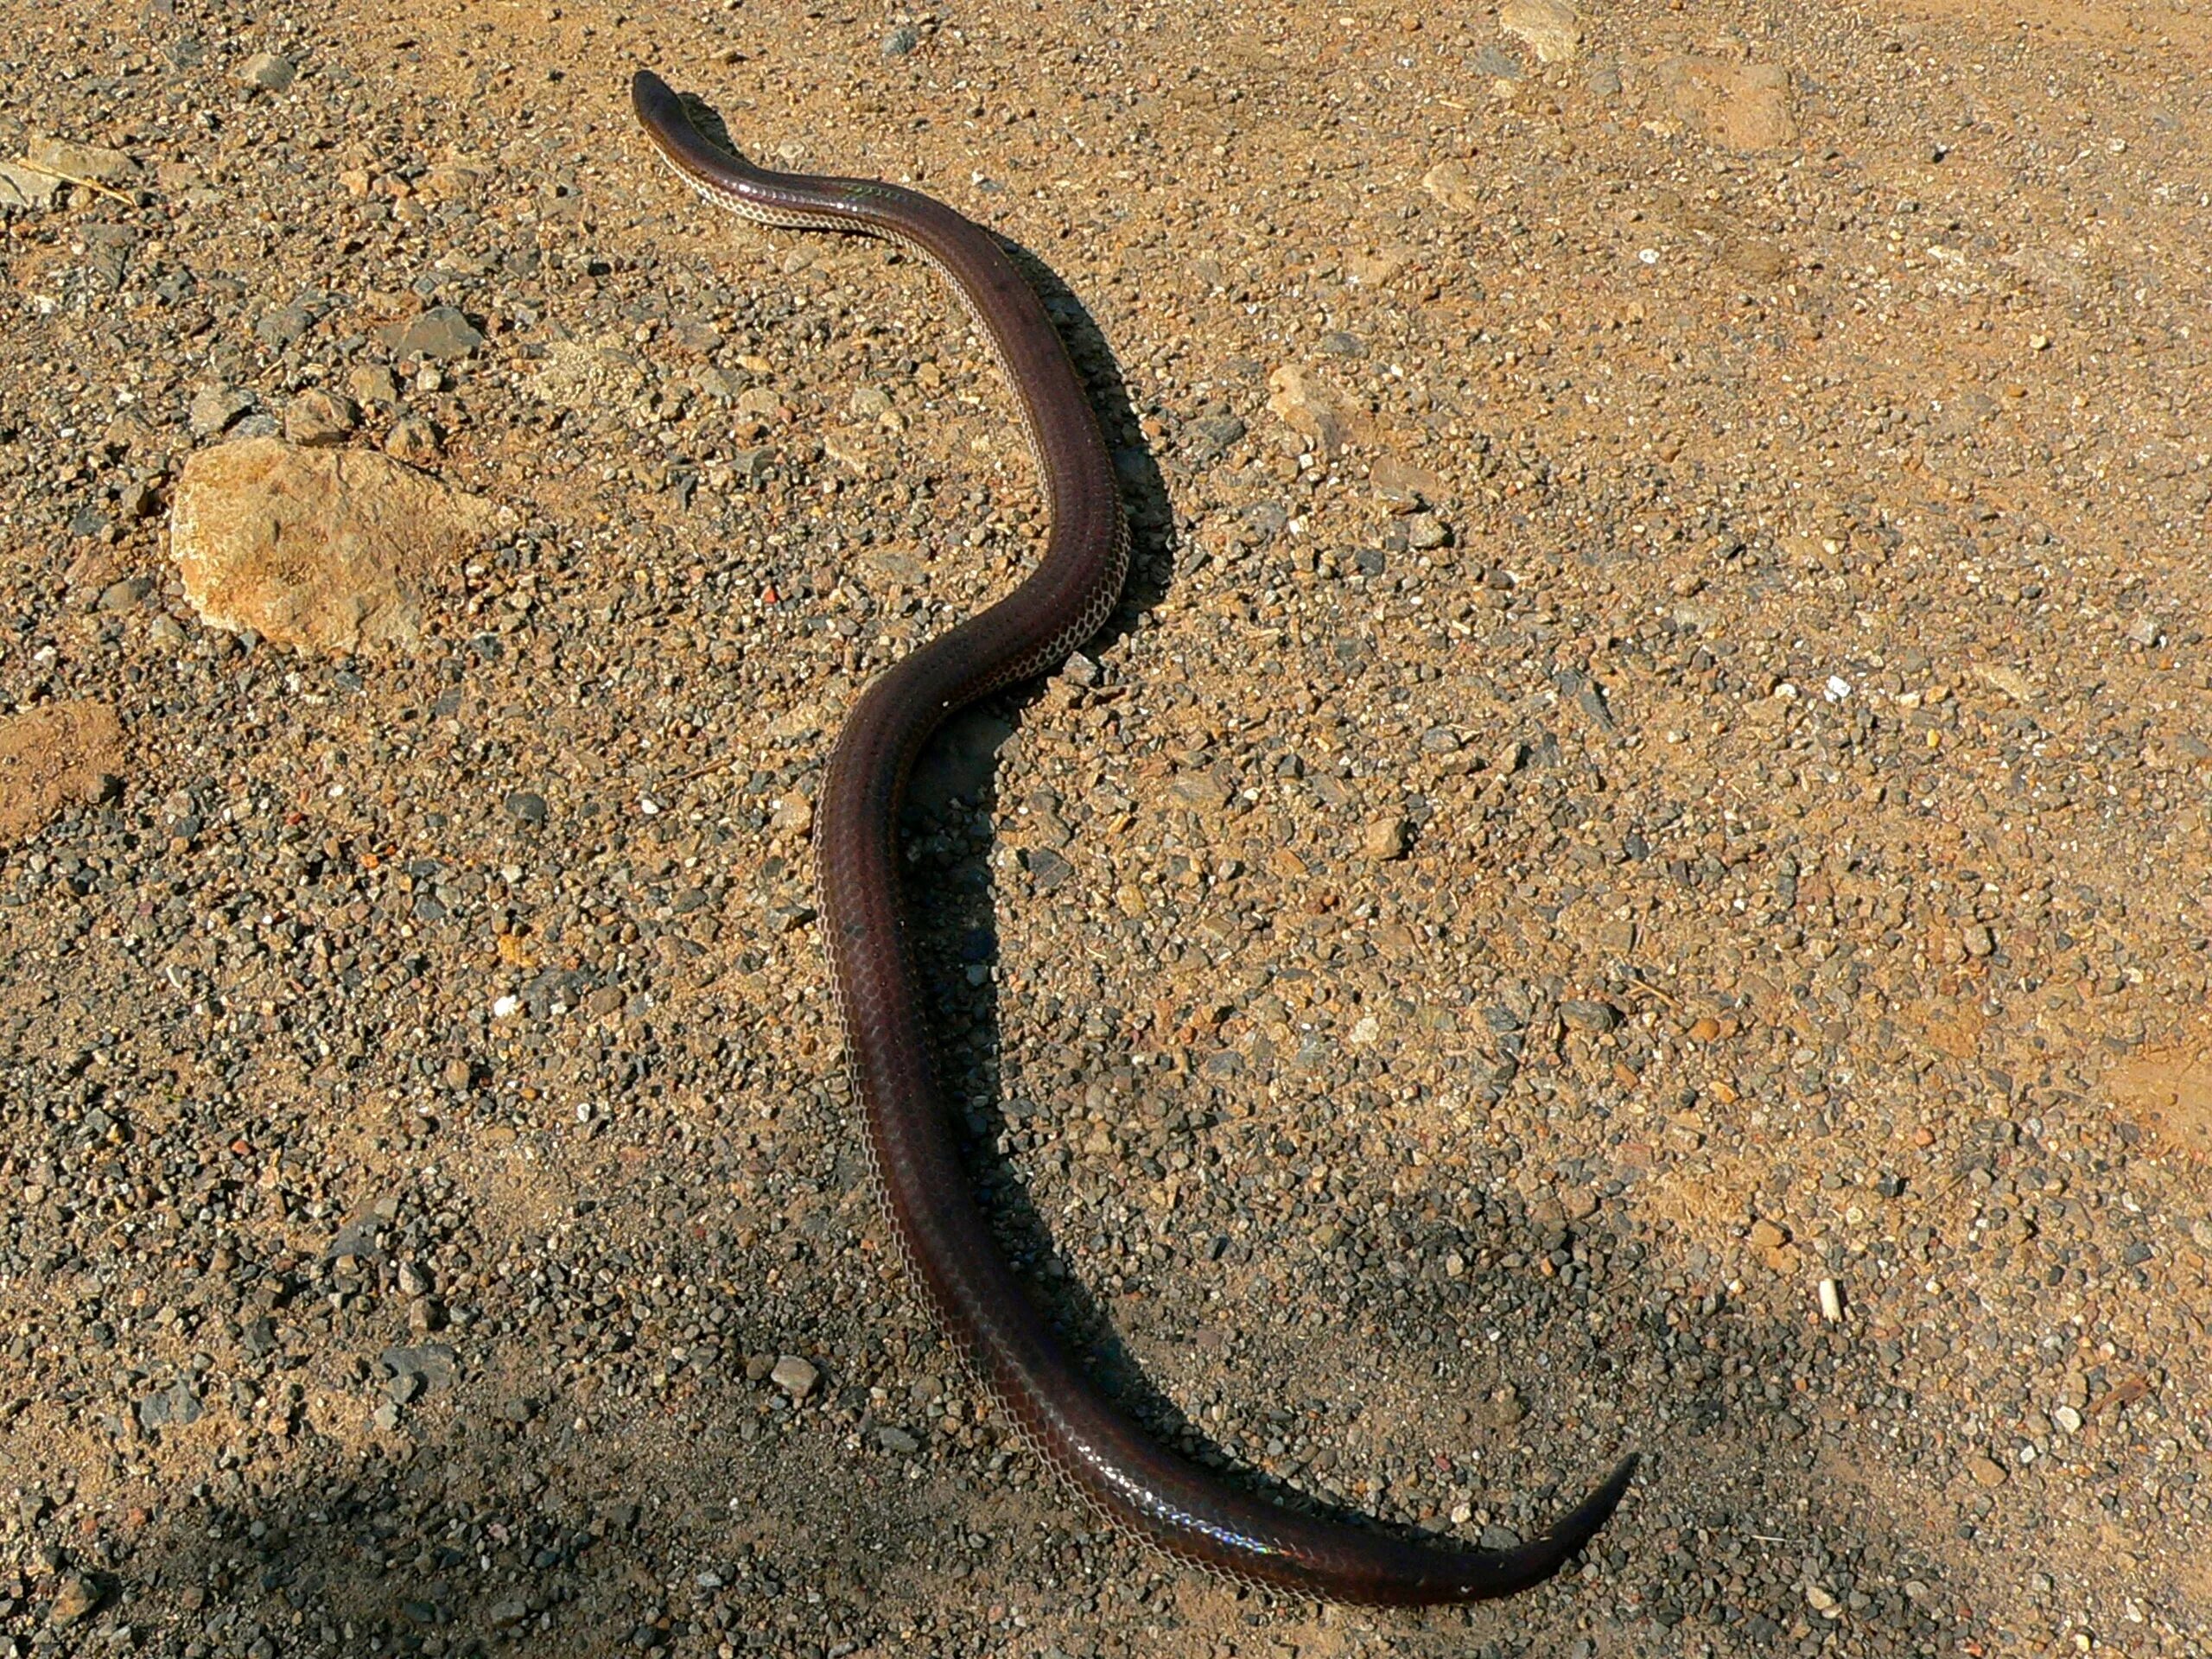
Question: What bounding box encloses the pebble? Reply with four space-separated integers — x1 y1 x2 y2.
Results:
96 574 153 612
1558 998 1621 1033
1370 454 1440 511
1498 0 1583 63
348 362 402 406
283 389 359 447
1264 365 1350 454
1405 512 1451 550
25 132 137 183
188 385 256 439
385 304 485 360
384 416 444 463
770 1356 820 1401
1966 1453 2009 1489
238 52 297 92
1360 815 1408 861
48 1574 99 1627
0 161 63 209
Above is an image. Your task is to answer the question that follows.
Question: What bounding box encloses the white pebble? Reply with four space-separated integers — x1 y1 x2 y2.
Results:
1817 1278 1843 1321
492 995 519 1018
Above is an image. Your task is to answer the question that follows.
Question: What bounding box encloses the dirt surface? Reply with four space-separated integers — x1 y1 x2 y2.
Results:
3 0 2209 1655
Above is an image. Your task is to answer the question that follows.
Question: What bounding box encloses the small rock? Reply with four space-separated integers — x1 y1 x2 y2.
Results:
388 305 485 360
1965 1453 2008 1488
383 416 443 464
98 574 154 612
48 1574 100 1627
1961 923 1995 958
1559 998 1622 1033
0 161 64 211
1406 512 1452 550
284 389 359 447
1370 454 1440 512
503 791 549 827
1499 0 1583 63
1025 847 1073 891
769 793 815 836
378 1343 459 1395
1361 816 1409 861
257 300 319 350
26 133 139 184
1166 770 1230 812
239 52 297 92
1478 1388 1527 1429
876 1425 921 1454
770 1355 820 1401
882 24 921 57
348 363 402 406
188 385 256 439
1749 1218 1789 1252
1317 329 1367 358
1185 414 1246 461
1265 365 1351 455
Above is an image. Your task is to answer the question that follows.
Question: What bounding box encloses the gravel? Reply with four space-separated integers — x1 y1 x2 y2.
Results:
2 0 2209 1656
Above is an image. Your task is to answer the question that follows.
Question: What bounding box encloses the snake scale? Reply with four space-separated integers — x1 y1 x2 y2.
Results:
632 67 1635 1603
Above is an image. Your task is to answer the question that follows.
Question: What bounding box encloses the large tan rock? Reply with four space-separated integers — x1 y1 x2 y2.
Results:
168 437 498 656
0 701 122 842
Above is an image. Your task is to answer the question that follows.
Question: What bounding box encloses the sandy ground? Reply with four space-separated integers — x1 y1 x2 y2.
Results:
2 0 2209 1655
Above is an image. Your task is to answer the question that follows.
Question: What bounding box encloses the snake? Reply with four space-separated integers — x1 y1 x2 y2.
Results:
632 67 1636 1604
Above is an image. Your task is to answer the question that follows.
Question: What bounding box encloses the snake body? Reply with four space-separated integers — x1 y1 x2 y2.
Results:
632 67 1634 1603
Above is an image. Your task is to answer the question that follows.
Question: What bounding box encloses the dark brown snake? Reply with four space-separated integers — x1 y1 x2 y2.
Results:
633 67 1636 1604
